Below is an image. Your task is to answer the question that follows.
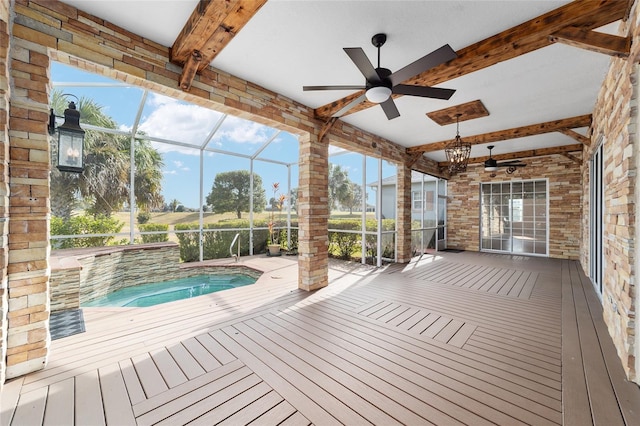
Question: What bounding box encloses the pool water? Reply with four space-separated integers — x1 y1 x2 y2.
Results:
82 274 256 308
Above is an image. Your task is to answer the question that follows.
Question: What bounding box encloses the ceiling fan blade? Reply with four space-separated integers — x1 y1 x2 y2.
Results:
389 44 457 86
331 93 367 118
344 47 382 84
303 85 366 91
392 84 455 100
380 98 400 120
497 162 526 167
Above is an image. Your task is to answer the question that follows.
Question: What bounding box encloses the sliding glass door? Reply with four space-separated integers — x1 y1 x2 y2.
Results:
480 179 548 256
590 142 604 295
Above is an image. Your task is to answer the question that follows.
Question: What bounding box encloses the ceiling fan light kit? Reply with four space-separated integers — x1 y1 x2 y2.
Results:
365 86 392 103
303 33 457 120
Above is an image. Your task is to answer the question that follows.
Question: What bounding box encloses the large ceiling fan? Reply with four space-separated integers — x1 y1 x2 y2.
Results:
485 145 527 174
303 33 457 120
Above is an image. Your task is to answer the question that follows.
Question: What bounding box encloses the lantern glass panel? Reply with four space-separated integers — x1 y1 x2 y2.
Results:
57 129 84 172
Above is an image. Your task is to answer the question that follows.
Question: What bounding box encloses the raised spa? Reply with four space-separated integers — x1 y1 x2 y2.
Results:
82 274 256 308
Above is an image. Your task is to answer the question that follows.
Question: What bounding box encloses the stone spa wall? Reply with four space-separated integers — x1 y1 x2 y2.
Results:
49 242 262 312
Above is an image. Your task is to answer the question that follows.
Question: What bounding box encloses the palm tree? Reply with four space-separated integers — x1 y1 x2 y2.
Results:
169 199 181 212
50 90 164 218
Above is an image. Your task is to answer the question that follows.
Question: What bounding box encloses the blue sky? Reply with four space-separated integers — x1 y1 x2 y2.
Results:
52 62 397 210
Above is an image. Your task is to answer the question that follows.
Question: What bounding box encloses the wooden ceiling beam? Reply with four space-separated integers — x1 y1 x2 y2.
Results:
549 26 630 58
314 0 628 119
171 0 266 91
562 152 583 164
408 114 592 154
558 128 591 145
437 144 584 168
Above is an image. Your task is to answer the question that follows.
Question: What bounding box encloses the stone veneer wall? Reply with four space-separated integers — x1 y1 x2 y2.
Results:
447 154 583 260
0 0 10 388
5 0 52 380
2 0 420 380
586 2 639 382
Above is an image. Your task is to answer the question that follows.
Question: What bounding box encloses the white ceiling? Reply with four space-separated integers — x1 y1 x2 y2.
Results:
61 0 617 163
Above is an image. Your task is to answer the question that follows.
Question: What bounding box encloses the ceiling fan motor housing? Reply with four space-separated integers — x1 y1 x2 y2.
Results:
485 145 498 171
368 67 393 90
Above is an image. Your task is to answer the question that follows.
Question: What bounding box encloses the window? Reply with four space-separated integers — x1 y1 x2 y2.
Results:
412 191 422 210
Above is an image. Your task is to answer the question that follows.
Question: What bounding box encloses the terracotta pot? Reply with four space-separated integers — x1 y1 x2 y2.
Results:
268 244 281 256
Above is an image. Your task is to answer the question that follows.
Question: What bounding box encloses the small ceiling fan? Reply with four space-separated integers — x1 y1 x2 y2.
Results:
485 145 527 174
303 33 457 120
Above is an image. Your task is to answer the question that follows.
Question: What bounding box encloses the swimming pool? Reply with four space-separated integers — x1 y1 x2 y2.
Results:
82 274 256 308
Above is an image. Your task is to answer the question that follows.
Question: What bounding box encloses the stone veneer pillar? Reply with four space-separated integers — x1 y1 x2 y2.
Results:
4 26 51 378
0 0 10 387
396 164 413 262
297 132 329 291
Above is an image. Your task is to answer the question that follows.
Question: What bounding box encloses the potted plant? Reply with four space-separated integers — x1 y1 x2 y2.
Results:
267 182 287 256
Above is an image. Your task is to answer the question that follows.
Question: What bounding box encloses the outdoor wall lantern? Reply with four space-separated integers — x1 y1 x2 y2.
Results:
48 95 85 173
444 113 471 174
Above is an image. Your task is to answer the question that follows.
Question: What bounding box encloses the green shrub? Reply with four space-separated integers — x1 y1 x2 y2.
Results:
174 223 200 262
328 219 361 260
174 219 300 262
51 214 124 249
137 211 151 224
327 218 396 263
139 223 169 243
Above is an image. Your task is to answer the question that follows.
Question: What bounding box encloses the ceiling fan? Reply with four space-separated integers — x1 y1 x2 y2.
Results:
485 145 527 174
303 33 457 120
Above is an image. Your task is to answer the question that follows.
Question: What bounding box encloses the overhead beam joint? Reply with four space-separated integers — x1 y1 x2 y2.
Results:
549 26 630 58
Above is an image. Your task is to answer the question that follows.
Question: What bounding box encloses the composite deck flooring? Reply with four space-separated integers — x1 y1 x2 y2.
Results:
2 251 640 425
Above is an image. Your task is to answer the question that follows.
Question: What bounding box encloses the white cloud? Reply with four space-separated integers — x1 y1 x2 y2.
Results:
212 116 273 145
138 94 223 150
137 93 278 155
147 93 179 107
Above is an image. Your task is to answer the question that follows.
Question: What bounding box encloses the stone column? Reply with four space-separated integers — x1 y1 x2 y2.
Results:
297 132 329 291
0 0 10 386
396 164 412 263
5 32 51 378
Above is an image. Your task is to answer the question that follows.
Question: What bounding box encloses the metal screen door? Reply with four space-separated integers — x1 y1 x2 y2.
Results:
480 180 549 256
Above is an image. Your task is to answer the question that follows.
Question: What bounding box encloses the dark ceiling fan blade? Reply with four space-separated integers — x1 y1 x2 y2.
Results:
303 85 366 91
331 93 367 118
344 47 382 84
389 44 457 86
497 162 526 167
392 84 455 100
380 98 400 120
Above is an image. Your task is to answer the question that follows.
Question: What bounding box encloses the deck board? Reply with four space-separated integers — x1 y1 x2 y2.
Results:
11 387 47 426
150 348 188 388
98 363 136 426
3 253 639 426
75 370 106 426
119 358 146 405
166 342 206 379
131 352 169 398
42 378 73 426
